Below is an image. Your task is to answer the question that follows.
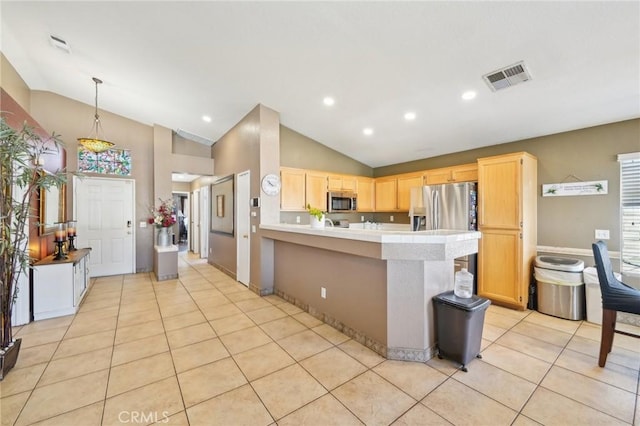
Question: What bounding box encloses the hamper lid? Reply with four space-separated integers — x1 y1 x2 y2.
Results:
535 256 584 272
433 291 491 311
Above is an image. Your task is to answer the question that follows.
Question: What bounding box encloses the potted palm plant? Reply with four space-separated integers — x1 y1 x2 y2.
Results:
0 116 66 379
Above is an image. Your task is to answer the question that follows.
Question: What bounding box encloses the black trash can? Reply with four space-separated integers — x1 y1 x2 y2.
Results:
433 291 491 372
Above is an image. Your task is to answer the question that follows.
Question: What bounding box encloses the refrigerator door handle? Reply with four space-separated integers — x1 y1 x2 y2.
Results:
433 190 439 229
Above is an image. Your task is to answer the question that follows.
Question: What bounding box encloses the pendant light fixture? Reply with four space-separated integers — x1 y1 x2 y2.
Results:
77 77 115 153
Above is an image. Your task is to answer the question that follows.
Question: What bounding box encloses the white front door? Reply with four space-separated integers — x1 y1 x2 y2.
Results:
74 176 135 277
192 189 200 254
236 171 250 286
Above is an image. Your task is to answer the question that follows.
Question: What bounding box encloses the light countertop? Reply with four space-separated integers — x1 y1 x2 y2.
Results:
260 223 481 244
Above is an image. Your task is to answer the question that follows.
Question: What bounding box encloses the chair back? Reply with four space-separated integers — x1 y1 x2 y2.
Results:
592 240 640 314
592 241 619 295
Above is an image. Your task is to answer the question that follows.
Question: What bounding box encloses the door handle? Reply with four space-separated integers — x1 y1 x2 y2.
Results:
127 220 132 228
243 235 248 239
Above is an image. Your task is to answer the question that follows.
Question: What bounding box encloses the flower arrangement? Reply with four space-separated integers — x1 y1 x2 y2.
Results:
149 198 176 228
306 204 325 221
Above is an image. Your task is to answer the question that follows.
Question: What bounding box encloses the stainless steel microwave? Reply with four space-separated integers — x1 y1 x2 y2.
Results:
327 191 357 212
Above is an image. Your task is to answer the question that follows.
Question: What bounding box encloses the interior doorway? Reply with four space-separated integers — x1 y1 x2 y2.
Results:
173 192 189 252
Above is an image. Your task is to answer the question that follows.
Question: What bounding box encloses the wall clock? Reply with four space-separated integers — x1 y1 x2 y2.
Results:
261 173 281 196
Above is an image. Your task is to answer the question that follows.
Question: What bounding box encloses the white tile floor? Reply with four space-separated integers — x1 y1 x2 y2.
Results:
1 252 639 425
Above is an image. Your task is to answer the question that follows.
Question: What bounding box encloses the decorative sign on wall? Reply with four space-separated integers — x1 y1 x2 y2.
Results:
542 180 608 197
78 147 131 176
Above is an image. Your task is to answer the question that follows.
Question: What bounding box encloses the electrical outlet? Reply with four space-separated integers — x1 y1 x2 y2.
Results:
390 215 394 222
595 229 610 240
321 287 326 299
296 216 300 224
361 216 365 222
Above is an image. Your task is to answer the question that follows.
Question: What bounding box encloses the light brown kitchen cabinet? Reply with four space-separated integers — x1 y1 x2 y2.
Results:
396 173 424 211
375 177 398 211
306 171 328 211
424 163 478 185
477 152 537 310
280 167 306 211
356 177 375 212
327 174 357 192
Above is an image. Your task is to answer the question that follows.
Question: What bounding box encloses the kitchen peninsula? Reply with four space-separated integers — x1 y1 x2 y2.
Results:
260 224 480 362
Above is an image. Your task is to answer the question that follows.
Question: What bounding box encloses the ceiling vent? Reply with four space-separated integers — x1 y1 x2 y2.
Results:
483 61 531 92
49 35 71 54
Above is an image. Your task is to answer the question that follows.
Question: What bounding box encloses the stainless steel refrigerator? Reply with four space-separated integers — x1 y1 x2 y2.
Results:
409 182 478 290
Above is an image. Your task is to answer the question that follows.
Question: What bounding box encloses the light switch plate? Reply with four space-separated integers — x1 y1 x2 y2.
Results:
595 229 610 239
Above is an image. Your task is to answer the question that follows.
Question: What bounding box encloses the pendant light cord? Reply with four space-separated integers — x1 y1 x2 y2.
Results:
93 77 102 122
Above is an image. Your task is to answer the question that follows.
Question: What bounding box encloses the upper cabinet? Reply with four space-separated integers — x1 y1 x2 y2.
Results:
375 177 398 212
306 171 328 211
280 167 306 211
396 173 424 211
281 162 479 214
327 174 357 192
356 177 375 212
424 163 478 185
280 167 328 211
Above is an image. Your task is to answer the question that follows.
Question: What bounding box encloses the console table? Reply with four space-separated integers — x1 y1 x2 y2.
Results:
32 248 91 320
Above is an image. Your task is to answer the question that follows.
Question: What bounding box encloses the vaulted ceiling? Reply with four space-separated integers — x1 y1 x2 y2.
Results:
2 1 638 167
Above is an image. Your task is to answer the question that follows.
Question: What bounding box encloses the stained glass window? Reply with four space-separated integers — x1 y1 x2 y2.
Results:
78 147 131 176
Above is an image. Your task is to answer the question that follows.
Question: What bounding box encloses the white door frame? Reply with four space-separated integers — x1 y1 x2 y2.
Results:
191 189 200 254
200 185 209 258
236 171 251 286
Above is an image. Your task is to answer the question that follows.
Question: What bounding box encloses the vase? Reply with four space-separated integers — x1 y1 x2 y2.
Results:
310 214 325 229
157 227 171 247
0 338 22 381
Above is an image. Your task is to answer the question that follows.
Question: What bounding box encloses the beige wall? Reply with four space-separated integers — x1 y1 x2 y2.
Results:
172 132 213 157
29 91 157 272
273 240 387 345
375 119 639 254
209 104 280 292
0 53 30 112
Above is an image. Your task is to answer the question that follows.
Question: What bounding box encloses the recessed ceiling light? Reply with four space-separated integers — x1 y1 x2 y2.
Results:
323 97 335 106
202 115 212 123
404 112 416 121
462 91 477 101
363 128 374 136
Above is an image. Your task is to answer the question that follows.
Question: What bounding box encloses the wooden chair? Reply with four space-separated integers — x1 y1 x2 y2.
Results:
591 241 640 367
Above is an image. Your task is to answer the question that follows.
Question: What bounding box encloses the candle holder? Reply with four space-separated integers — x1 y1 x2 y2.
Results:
53 222 68 261
67 220 77 251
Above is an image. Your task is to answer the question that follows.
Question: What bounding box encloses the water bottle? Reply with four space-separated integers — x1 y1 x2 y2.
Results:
454 268 473 298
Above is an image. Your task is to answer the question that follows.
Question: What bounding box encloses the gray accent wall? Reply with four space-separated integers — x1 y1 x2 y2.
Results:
375 119 639 253
280 125 373 176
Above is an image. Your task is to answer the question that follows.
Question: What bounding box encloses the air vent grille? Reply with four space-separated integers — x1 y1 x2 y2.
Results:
49 35 71 53
483 61 531 92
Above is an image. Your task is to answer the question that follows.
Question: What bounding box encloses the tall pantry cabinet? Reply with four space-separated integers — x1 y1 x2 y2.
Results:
477 152 537 310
